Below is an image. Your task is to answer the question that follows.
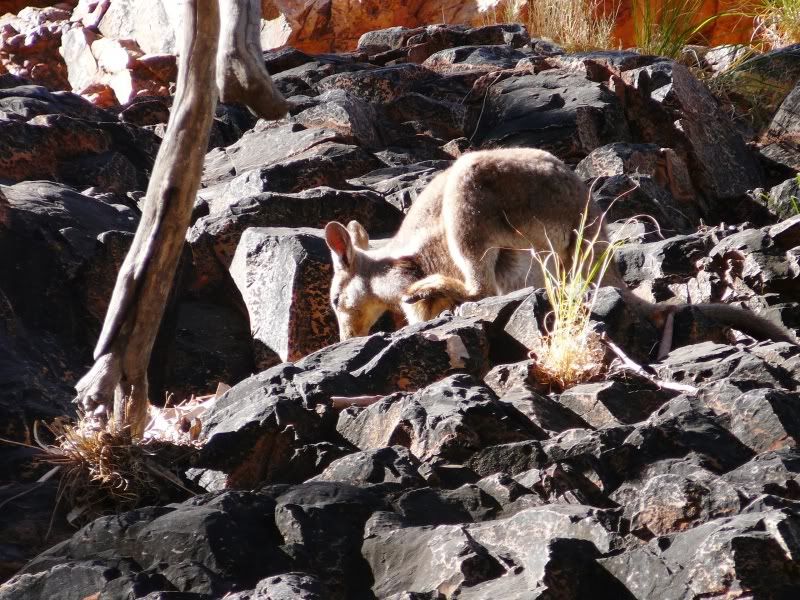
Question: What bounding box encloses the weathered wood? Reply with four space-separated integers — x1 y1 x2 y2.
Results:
217 0 288 119
75 0 221 436
75 0 289 436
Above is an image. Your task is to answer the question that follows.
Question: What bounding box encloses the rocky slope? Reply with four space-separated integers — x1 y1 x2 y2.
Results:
1 16 800 600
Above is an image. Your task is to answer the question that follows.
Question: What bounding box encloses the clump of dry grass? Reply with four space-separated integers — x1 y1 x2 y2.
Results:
479 0 619 52
525 0 619 52
528 201 623 392
29 397 211 525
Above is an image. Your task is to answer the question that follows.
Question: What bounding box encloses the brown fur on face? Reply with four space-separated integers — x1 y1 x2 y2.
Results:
324 148 797 345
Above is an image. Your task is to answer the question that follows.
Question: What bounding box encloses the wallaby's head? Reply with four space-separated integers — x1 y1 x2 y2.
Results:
324 220 397 340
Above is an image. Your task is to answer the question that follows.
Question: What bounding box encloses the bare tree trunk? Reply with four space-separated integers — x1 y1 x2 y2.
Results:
76 0 220 437
75 0 288 437
217 0 288 119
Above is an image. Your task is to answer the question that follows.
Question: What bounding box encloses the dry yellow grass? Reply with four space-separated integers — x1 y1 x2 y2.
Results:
481 0 619 52
527 200 623 392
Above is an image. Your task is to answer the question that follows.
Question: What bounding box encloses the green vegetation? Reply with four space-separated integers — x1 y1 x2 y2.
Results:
528 202 623 391
633 0 728 58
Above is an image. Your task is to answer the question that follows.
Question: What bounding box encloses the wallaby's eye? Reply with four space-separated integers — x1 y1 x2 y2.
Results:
332 294 340 308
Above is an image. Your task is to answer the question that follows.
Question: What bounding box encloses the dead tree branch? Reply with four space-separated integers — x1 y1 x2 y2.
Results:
75 1 288 437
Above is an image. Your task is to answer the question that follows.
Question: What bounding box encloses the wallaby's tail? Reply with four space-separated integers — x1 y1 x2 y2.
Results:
685 303 798 345
614 284 798 345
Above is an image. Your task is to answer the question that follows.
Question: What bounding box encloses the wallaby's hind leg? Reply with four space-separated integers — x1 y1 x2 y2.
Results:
441 159 505 297
403 274 472 305
401 274 470 324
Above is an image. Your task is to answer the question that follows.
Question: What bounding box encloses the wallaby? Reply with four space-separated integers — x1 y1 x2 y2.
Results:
324 147 797 347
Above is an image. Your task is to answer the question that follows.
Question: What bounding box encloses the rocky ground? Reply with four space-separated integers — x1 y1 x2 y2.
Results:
1 10 800 600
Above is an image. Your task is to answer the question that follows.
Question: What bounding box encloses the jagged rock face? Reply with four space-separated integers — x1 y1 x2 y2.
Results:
2 15 800 600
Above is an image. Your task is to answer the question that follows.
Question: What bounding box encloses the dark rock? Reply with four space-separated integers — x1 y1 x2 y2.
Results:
661 509 800 598
300 316 491 403
472 69 631 164
202 122 345 186
707 225 800 297
762 79 800 172
0 481 71 583
317 64 435 104
551 51 666 81
383 92 471 141
362 513 506 598
357 26 426 54
197 369 327 488
263 47 315 75
311 446 424 489
293 89 385 149
0 181 138 439
225 572 327 600
625 471 741 538
514 462 615 508
415 24 529 63
623 395 755 474
466 440 549 477
615 231 715 287
9 492 293 599
498 385 592 433
0 84 111 122
229 227 336 364
721 449 800 502
423 45 529 71
337 374 537 464
119 96 171 127
654 342 794 391
762 176 800 220
273 482 387 599
618 60 763 211
204 141 383 200
224 572 326 599
474 472 542 516
700 388 800 453
556 380 675 428
392 484 500 524
161 301 255 401
347 160 450 212
468 503 624 554
588 172 697 234
589 287 661 359
187 186 400 292
271 59 372 98
502 289 551 352
735 44 800 126
577 143 693 199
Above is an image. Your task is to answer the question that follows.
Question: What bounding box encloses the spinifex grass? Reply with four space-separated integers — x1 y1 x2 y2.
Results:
528 202 623 391
524 0 619 52
30 399 207 525
634 0 729 58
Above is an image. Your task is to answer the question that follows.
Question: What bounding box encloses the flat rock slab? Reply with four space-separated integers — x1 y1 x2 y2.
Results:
311 446 425 489
472 69 630 163
347 160 450 212
556 380 675 428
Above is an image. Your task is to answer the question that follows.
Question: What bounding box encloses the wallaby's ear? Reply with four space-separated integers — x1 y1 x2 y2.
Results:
347 220 369 250
325 221 355 270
